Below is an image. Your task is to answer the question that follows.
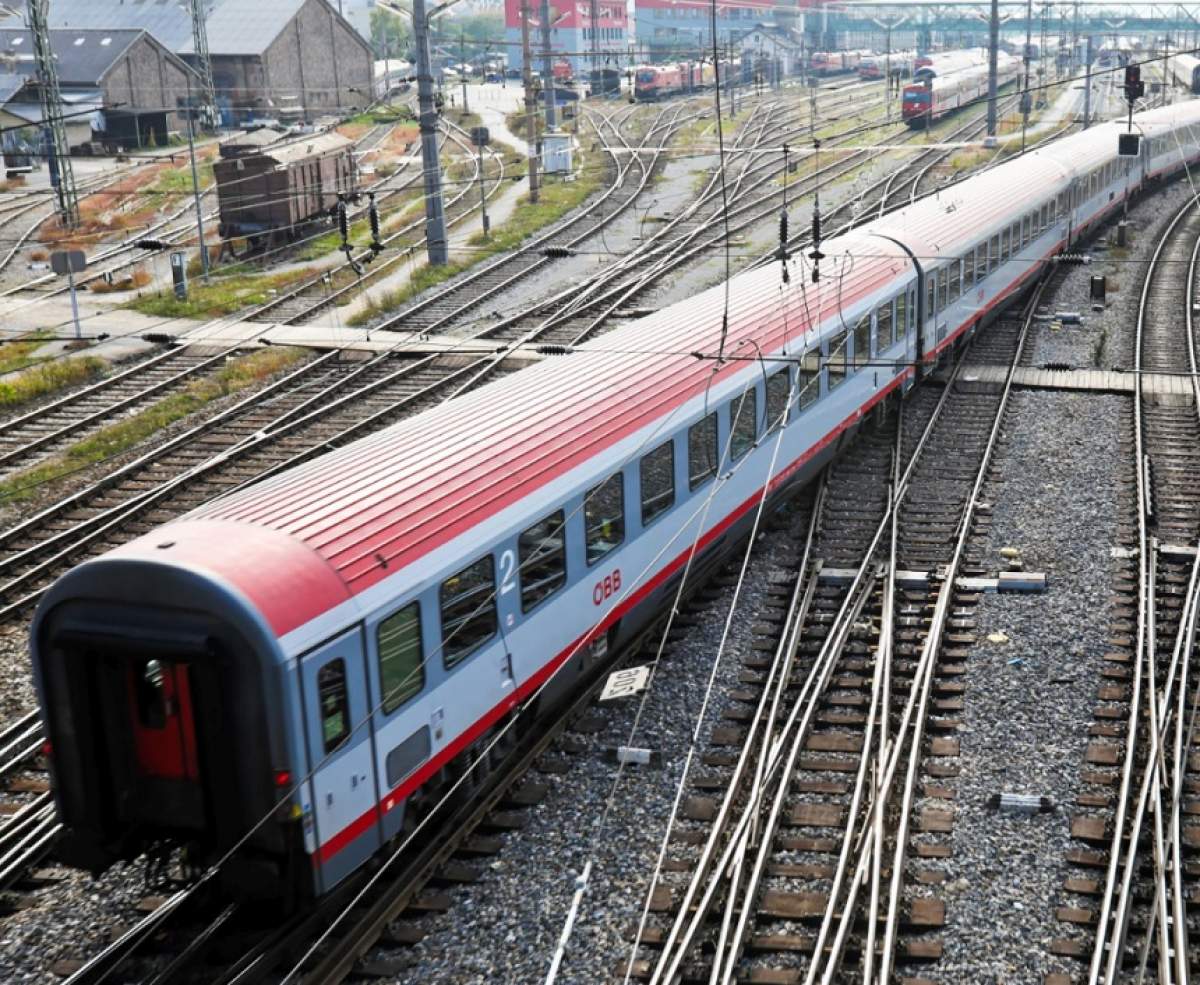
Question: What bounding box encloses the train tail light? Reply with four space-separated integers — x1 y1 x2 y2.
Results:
273 769 292 788
40 740 52 759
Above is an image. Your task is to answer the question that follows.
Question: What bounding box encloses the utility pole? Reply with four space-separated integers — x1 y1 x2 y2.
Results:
188 0 219 128
412 0 449 264
1021 0 1032 151
27 0 78 229
1083 34 1093 128
987 0 999 141
539 0 557 128
589 0 599 91
184 74 210 280
459 30 469 113
520 0 540 202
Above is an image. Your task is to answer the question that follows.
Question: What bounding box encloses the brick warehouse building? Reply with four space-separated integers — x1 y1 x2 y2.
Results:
504 0 628 78
5 0 373 125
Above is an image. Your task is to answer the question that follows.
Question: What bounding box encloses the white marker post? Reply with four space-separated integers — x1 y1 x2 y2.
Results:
50 249 87 342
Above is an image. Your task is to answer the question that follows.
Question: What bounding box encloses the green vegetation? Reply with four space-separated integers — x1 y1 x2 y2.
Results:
346 107 415 126
125 267 317 319
0 331 55 375
0 356 106 409
349 143 603 326
0 347 307 501
149 160 215 196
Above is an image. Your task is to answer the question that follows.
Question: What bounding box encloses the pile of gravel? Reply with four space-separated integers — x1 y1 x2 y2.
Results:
929 390 1121 983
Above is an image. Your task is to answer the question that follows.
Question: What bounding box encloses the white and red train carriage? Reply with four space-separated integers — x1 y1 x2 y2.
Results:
32 102 1200 903
902 53 1019 126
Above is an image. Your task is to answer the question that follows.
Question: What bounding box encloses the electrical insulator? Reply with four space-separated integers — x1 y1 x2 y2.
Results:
368 193 382 254
779 211 788 250
337 200 349 244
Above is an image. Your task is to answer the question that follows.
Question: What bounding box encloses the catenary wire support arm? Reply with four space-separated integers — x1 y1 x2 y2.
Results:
188 0 219 129
27 0 78 229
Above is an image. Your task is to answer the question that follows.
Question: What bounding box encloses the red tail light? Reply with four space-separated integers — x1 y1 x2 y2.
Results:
40 740 52 758
273 770 291 788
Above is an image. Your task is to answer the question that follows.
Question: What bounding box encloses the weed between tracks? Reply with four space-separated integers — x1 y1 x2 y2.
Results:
0 355 106 407
123 266 318 319
0 346 308 502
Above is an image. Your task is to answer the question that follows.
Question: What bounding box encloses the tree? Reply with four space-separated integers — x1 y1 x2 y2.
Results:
371 7 413 57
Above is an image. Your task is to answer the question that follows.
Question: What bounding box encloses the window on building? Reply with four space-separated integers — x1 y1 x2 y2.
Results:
440 555 498 668
519 511 567 611
585 472 624 564
378 604 423 713
640 440 675 525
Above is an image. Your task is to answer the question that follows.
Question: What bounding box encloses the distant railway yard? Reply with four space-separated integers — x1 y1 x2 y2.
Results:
6 12 1200 985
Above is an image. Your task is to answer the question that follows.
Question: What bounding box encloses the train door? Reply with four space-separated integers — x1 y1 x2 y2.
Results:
299 628 382 894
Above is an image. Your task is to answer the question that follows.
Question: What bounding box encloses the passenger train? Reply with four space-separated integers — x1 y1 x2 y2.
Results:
32 101 1200 904
809 49 873 75
902 53 1020 125
858 51 916 81
1169 50 1200 94
633 59 739 100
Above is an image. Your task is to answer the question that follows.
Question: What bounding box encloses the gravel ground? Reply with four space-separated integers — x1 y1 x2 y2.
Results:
376 508 805 984
1026 178 1200 369
930 390 1122 984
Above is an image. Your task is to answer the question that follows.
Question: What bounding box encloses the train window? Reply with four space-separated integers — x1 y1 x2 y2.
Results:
926 276 936 320
895 293 907 341
1023 214 1032 247
938 267 949 311
948 261 961 304
826 334 847 390
799 350 820 408
378 603 423 713
853 313 871 368
440 555 498 668
876 301 893 350
1011 221 1021 252
963 251 975 290
133 659 168 730
688 413 718 489
999 229 1010 262
1041 202 1049 232
519 511 568 612
585 473 624 564
989 234 1000 271
766 369 790 431
729 388 757 459
317 660 350 754
640 440 675 525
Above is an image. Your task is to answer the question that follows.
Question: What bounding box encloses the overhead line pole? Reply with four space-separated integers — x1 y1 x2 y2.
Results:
520 0 541 202
188 0 219 129
27 0 78 229
539 0 557 128
1021 0 1032 151
987 0 999 140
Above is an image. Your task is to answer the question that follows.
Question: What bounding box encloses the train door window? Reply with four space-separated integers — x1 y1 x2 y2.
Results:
876 300 893 350
948 261 961 304
766 369 790 431
963 250 975 290
990 234 1000 271
799 350 820 408
378 603 423 713
440 555 498 668
640 440 675 525
585 473 624 564
519 510 568 611
853 313 871 368
688 413 718 489
826 334 848 390
317 659 350 754
729 388 757 460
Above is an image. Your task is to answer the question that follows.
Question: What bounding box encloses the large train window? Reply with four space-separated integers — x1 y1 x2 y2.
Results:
938 268 949 312
519 510 568 612
799 351 820 408
689 413 718 489
1040 202 1049 233
926 276 936 320
999 229 1010 263
948 261 961 304
317 660 350 754
729 388 757 459
989 234 1000 272
963 251 975 290
440 555 498 668
640 440 675 525
895 294 907 341
766 369 790 431
1010 221 1021 253
1021 215 1031 248
876 301 893 349
826 334 848 390
853 314 871 368
585 473 625 564
378 603 423 713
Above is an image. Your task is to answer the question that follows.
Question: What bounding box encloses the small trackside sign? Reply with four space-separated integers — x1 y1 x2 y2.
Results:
600 665 651 701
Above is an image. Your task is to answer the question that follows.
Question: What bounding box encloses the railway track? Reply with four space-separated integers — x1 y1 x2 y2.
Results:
1059 193 1200 984
0 710 54 891
622 279 1047 984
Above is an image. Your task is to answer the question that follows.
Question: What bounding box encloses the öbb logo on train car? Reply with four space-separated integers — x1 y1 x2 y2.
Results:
593 569 622 605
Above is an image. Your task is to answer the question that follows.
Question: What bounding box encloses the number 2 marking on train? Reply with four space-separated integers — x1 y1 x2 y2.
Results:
499 549 516 594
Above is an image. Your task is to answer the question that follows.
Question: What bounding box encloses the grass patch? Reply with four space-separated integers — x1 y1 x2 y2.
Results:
149 159 215 196
0 355 106 407
0 331 55 375
0 347 307 501
125 267 317 319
